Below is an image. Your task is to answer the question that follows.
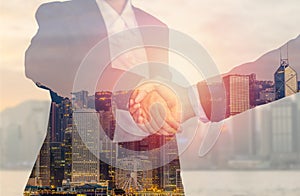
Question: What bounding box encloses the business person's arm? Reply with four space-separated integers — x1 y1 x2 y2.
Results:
129 75 298 135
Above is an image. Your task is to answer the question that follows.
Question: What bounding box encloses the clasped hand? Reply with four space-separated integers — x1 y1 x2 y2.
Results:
129 82 182 136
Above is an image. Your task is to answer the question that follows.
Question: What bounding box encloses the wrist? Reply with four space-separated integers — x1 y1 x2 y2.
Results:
177 86 195 122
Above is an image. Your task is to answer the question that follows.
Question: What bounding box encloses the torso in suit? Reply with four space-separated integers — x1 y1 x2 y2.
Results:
25 0 184 192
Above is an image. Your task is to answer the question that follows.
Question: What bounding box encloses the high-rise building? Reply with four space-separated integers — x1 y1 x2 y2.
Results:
229 108 256 160
63 127 72 182
50 142 64 187
72 90 89 108
210 123 233 168
72 109 100 183
270 99 298 167
28 96 73 188
255 105 272 160
249 73 256 107
98 110 117 188
274 58 298 100
38 133 51 186
223 74 256 161
223 74 251 117
95 91 112 112
35 102 62 187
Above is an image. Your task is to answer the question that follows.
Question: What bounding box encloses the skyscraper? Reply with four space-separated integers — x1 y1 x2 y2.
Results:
50 142 64 187
72 90 89 109
72 109 100 183
270 99 298 167
28 96 73 188
274 58 298 100
223 74 251 117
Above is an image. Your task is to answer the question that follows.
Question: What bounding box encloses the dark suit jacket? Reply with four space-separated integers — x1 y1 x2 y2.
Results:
25 0 176 150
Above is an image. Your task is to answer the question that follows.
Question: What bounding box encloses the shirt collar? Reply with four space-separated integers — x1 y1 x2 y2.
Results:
96 0 137 30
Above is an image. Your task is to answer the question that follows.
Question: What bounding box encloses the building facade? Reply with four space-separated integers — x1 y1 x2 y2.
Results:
274 59 298 100
223 74 251 117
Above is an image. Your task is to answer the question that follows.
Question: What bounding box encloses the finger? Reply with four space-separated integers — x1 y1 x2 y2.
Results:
148 103 164 132
150 102 165 127
164 109 180 130
159 107 180 135
140 105 160 134
155 85 176 104
146 94 179 134
130 89 139 102
135 90 148 103
130 107 140 122
139 109 149 124
129 103 139 116
155 85 182 118
129 98 134 106
153 85 181 122
138 116 144 124
133 108 144 124
149 102 178 135
132 103 140 109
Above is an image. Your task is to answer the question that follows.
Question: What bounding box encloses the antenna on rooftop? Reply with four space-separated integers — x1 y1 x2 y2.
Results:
280 43 289 67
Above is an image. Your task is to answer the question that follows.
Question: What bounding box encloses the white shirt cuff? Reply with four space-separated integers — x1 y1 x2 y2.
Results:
113 109 149 142
188 85 209 123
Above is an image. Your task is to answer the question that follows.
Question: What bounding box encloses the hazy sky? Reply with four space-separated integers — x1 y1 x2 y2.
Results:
0 0 300 111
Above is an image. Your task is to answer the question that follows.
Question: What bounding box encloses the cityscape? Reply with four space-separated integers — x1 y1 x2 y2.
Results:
191 57 300 171
23 85 184 196
1 0 299 195
17 52 300 195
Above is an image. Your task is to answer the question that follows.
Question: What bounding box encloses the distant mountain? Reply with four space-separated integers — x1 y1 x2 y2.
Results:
226 34 300 80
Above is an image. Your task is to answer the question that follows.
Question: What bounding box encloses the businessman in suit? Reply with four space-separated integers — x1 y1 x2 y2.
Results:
25 0 187 193
25 0 294 193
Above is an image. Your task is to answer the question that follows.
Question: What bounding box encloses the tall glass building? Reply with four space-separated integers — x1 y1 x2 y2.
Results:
72 109 100 183
223 74 251 117
274 59 298 100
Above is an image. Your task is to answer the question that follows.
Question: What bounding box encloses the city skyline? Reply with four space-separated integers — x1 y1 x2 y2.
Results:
1 69 299 195
1 1 300 195
22 53 299 193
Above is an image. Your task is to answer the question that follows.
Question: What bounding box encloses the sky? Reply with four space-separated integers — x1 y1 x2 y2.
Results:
0 0 300 111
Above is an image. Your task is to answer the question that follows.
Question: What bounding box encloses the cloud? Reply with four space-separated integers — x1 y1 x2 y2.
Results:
134 0 300 72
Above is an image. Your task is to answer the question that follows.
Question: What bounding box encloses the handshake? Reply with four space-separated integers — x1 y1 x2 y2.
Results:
128 82 193 136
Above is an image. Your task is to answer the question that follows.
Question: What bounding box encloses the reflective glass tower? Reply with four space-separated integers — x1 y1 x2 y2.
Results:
274 58 298 100
223 74 251 117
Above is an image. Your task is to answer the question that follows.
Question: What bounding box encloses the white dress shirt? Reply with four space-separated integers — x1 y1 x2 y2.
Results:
96 0 151 142
96 0 148 74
